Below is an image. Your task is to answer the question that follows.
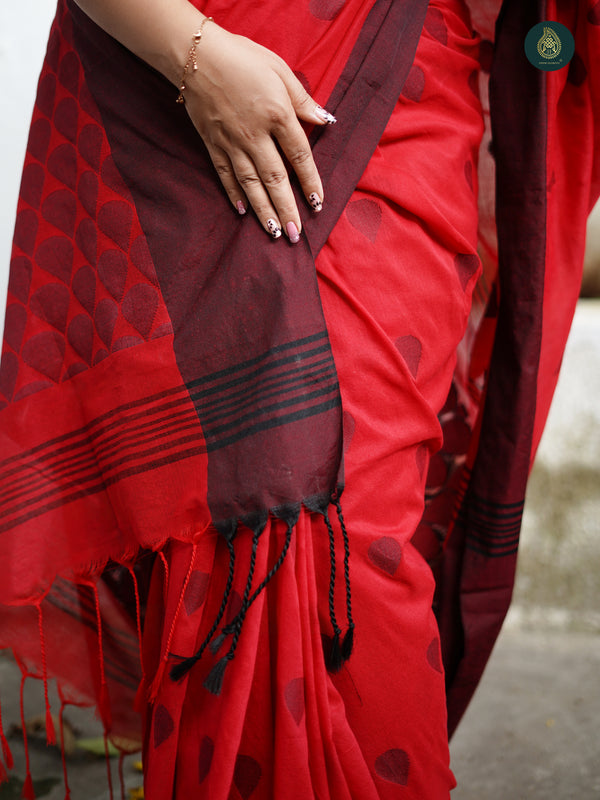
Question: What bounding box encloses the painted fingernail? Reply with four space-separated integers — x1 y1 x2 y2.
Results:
308 192 322 212
236 201 246 215
286 221 300 244
315 105 337 124
267 219 282 239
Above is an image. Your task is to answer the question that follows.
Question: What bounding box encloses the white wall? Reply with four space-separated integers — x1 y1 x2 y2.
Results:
0 1 56 338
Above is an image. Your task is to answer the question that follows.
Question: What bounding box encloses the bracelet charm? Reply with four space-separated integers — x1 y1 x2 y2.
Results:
176 17 214 104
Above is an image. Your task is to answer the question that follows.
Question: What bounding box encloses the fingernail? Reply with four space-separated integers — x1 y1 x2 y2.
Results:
315 105 337 124
308 192 322 212
286 221 300 244
236 201 246 215
267 219 282 239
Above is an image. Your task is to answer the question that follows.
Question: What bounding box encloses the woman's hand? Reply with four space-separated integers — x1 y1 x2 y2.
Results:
183 22 335 242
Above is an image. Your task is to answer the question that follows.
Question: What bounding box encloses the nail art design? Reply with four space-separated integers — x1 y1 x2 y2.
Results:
286 221 300 244
315 105 337 125
308 192 323 212
236 201 246 215
267 219 282 239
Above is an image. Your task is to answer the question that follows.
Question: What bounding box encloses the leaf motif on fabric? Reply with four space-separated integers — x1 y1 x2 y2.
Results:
342 410 355 454
284 678 305 726
568 52 587 87
415 443 428 479
346 198 382 243
27 118 51 163
122 285 159 339
47 143 78 191
22 331 65 382
129 235 159 285
14 209 39 257
98 200 133 251
394 335 422 379
78 170 99 218
72 265 97 315
58 51 81 97
375 749 410 785
42 188 77 238
198 735 214 784
309 0 346 21
8 256 32 304
78 123 103 170
67 314 94 365
21 163 46 209
75 219 98 266
0 352 19 402
36 73 57 119
153 704 174 749
368 537 402 576
94 298 119 348
233 754 262 799
427 638 443 673
113 335 144 351
184 571 210 616
31 284 70 333
98 249 128 302
54 97 79 143
589 2 600 24
454 253 480 291
424 7 448 45
402 65 425 103
4 305 27 353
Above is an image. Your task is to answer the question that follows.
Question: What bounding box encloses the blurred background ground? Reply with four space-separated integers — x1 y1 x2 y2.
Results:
450 299 600 799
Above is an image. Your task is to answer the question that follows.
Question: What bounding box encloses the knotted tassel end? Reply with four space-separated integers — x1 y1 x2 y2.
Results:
203 656 230 696
341 625 354 662
45 707 56 747
209 629 229 655
169 655 198 683
327 631 343 673
22 773 35 800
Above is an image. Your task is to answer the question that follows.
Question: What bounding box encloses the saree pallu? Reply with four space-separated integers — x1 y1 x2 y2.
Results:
0 0 599 798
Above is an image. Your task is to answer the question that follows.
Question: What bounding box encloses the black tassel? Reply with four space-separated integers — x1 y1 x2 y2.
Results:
341 625 355 661
333 493 355 666
209 626 231 655
170 539 236 682
203 655 230 696
173 518 296 692
328 631 344 673
169 653 201 682
324 511 344 673
209 523 293 657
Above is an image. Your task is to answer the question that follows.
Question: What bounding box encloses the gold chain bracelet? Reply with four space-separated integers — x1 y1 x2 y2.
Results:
176 17 214 104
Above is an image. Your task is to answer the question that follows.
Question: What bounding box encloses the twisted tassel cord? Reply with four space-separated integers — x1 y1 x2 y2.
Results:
210 523 293 655
204 528 261 695
170 538 236 681
333 495 355 661
324 512 343 672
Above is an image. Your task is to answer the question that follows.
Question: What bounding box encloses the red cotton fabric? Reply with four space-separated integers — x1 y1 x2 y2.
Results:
142 3 482 797
1 0 600 799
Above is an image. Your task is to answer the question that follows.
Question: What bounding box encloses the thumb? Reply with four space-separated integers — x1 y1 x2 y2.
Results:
279 69 337 126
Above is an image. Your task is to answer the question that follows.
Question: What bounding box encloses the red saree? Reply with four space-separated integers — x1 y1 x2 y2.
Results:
0 0 599 798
